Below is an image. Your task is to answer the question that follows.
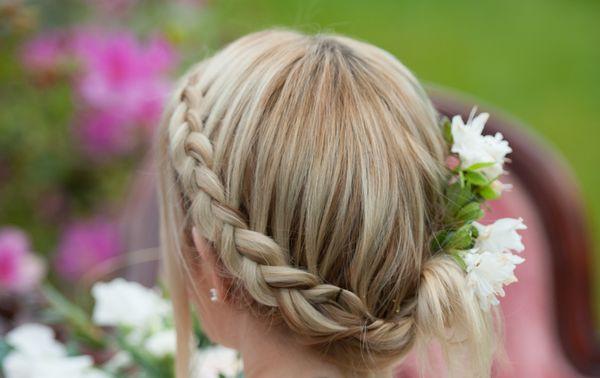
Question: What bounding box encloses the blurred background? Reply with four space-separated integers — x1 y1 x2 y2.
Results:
0 0 599 369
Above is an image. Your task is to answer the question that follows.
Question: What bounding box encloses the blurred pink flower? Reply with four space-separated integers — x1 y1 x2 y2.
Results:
71 30 177 157
0 227 45 293
75 111 136 158
22 28 178 158
55 218 122 282
21 32 67 73
75 32 175 124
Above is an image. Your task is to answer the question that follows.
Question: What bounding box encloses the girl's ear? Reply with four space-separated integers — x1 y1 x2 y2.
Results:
191 227 225 300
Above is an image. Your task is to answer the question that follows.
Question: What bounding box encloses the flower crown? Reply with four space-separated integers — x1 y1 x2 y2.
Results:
433 108 526 309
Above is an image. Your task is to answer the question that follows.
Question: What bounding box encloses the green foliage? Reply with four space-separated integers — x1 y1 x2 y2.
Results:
0 339 12 375
478 185 500 201
442 117 453 145
464 171 489 187
445 181 474 217
456 202 484 224
42 285 106 349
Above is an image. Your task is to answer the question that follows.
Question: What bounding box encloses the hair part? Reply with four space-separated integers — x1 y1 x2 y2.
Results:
157 28 496 377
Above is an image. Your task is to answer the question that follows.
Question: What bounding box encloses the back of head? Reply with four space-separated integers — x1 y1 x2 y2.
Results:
158 29 495 376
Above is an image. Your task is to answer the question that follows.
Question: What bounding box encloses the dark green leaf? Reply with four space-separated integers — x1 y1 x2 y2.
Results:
455 202 484 223
471 224 480 239
445 224 476 250
478 185 500 200
430 230 450 252
464 171 489 187
442 118 453 145
445 181 474 216
450 251 468 270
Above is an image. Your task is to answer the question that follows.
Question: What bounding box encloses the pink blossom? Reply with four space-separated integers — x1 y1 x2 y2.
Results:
73 30 176 124
68 30 177 157
54 218 122 282
75 111 136 158
0 227 45 293
20 32 68 74
22 28 178 158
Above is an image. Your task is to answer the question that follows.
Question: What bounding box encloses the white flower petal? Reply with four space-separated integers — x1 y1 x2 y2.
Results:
144 329 176 357
193 346 243 378
461 249 525 309
450 111 511 179
468 112 489 134
6 324 66 358
91 278 171 329
3 324 109 378
474 218 527 254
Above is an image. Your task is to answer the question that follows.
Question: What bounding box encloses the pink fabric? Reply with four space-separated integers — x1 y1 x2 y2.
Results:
396 174 581 377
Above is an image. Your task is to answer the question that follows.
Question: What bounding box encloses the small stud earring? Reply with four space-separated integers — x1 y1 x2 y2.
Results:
209 288 218 302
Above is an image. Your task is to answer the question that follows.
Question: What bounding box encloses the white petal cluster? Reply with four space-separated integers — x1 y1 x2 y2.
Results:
92 278 171 329
451 112 512 179
461 218 527 308
3 323 108 378
91 278 175 359
144 329 177 357
193 346 244 378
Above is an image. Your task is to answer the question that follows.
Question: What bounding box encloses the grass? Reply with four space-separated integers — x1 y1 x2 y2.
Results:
207 0 600 309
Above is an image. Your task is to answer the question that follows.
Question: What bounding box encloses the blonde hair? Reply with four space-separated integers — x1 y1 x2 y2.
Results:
158 29 495 377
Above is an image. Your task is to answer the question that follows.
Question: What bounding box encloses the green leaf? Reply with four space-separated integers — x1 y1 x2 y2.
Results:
442 118 453 145
445 181 474 216
471 225 480 239
42 285 106 349
478 184 500 200
430 230 450 252
445 224 476 250
455 202 484 223
450 251 468 270
0 339 12 373
464 171 489 186
464 161 495 171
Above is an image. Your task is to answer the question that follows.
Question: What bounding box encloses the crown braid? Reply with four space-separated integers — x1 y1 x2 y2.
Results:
166 66 418 359
160 30 498 377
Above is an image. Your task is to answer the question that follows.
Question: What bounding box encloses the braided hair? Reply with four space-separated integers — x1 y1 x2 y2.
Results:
158 29 495 377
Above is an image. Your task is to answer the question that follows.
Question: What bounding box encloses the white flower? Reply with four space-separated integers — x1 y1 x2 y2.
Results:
144 329 176 357
451 111 512 179
193 346 243 378
462 249 525 308
5 323 65 358
3 323 109 378
474 218 527 254
91 278 171 329
461 217 527 308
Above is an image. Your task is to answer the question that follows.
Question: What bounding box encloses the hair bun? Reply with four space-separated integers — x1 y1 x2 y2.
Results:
416 254 495 374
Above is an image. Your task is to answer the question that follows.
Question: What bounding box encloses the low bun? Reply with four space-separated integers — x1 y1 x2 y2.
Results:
416 254 496 376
